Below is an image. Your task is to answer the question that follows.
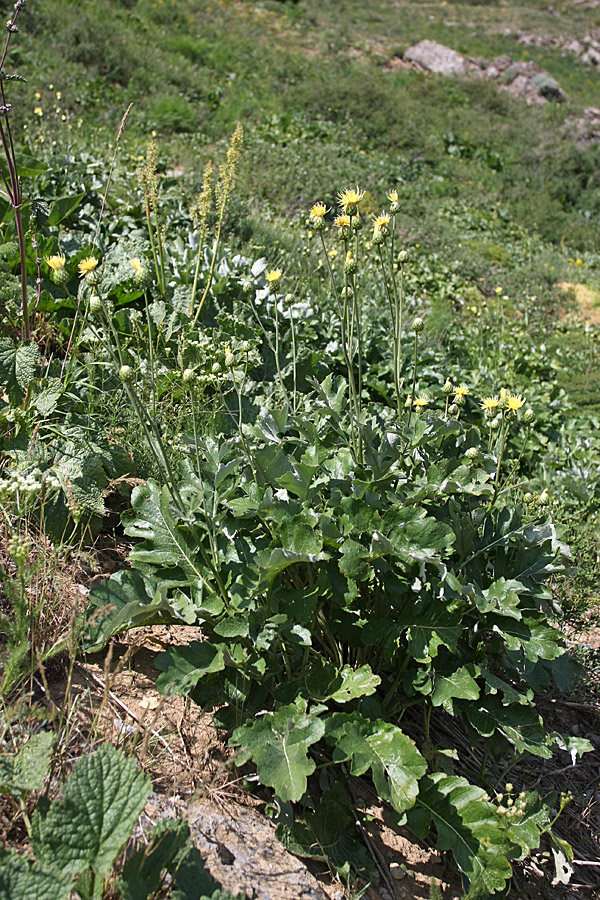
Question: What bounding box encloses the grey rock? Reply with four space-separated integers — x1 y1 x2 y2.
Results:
404 40 466 77
136 794 330 900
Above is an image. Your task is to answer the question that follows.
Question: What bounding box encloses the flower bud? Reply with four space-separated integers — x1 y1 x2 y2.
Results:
523 492 533 504
448 403 459 416
340 285 354 301
88 294 102 316
443 379 453 394
398 249 408 263
182 368 196 384
119 365 133 383
466 447 479 461
344 252 358 275
412 317 424 333
372 229 385 245
523 408 535 424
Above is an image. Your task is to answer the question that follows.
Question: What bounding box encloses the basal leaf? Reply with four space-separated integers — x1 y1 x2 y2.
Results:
230 698 325 802
32 744 151 889
465 695 552 758
431 664 480 710
325 713 426 815
276 783 372 877
82 569 180 653
408 773 512 896
156 641 227 696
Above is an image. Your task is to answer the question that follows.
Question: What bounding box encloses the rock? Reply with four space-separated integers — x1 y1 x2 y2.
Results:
404 40 466 77
133 794 330 900
581 46 600 66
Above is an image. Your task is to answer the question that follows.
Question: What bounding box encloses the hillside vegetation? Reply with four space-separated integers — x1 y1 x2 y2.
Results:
1 2 599 899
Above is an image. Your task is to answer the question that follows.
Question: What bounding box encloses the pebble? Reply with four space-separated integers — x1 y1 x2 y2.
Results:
389 863 405 880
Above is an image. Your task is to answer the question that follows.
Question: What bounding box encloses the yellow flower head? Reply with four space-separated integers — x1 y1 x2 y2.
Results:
387 189 399 204
130 258 144 276
373 213 391 230
506 393 524 412
78 256 99 278
33 106 43 116
46 254 65 272
334 214 351 229
481 396 499 413
265 269 282 284
309 202 328 219
414 396 429 408
454 384 470 398
338 187 364 211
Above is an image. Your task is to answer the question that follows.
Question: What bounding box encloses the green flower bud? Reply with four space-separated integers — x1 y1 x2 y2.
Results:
88 294 102 315
523 408 535 424
340 285 354 301
523 492 534 504
119 365 133 383
182 368 196 384
443 379 453 394
412 317 424 333
466 447 479 461
398 249 408 263
448 403 459 416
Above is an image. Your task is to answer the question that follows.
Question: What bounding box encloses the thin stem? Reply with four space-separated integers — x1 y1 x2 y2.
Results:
407 332 419 429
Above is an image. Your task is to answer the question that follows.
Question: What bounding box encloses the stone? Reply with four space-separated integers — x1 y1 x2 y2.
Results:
404 40 466 77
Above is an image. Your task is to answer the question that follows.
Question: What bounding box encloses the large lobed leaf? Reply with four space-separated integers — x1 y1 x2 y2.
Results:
230 698 325 802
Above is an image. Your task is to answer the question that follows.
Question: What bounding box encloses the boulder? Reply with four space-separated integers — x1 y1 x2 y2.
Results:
404 40 466 77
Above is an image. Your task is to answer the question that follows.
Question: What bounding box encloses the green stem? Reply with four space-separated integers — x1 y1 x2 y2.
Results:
407 331 419 429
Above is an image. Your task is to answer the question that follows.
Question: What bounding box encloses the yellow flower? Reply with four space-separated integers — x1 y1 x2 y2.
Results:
56 91 61 100
34 91 41 100
481 396 499 412
414 396 429 408
506 393 524 412
78 256 99 278
33 106 43 116
309 202 328 219
338 187 364 211
454 384 470 398
334 214 351 229
265 269 282 284
373 212 391 230
46 254 65 272
387 189 399 204
130 258 144 276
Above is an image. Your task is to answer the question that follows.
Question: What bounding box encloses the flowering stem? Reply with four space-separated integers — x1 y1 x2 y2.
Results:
272 289 290 406
407 332 419 429
287 291 298 414
192 201 226 326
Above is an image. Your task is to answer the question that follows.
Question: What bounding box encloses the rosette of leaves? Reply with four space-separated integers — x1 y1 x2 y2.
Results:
84 386 591 892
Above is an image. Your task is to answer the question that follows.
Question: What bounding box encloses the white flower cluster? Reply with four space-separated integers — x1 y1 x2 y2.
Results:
0 468 60 499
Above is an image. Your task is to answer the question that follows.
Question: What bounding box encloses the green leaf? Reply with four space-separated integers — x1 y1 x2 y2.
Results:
408 773 512 896
276 783 372 877
155 641 226 696
0 154 48 179
0 845 73 900
465 695 552 758
31 744 151 889
278 659 380 704
47 193 85 226
117 818 190 900
325 713 426 815
82 569 180 653
230 698 325 802
0 339 40 402
123 480 216 597
431 664 480 710
0 731 53 796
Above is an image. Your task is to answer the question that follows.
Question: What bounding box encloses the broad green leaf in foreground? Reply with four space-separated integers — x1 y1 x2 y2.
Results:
408 773 512 896
0 845 73 900
325 712 426 815
0 731 54 796
230 698 325 802
31 744 151 887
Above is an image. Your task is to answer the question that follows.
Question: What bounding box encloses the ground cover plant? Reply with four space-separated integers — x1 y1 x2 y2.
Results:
1 2 600 899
